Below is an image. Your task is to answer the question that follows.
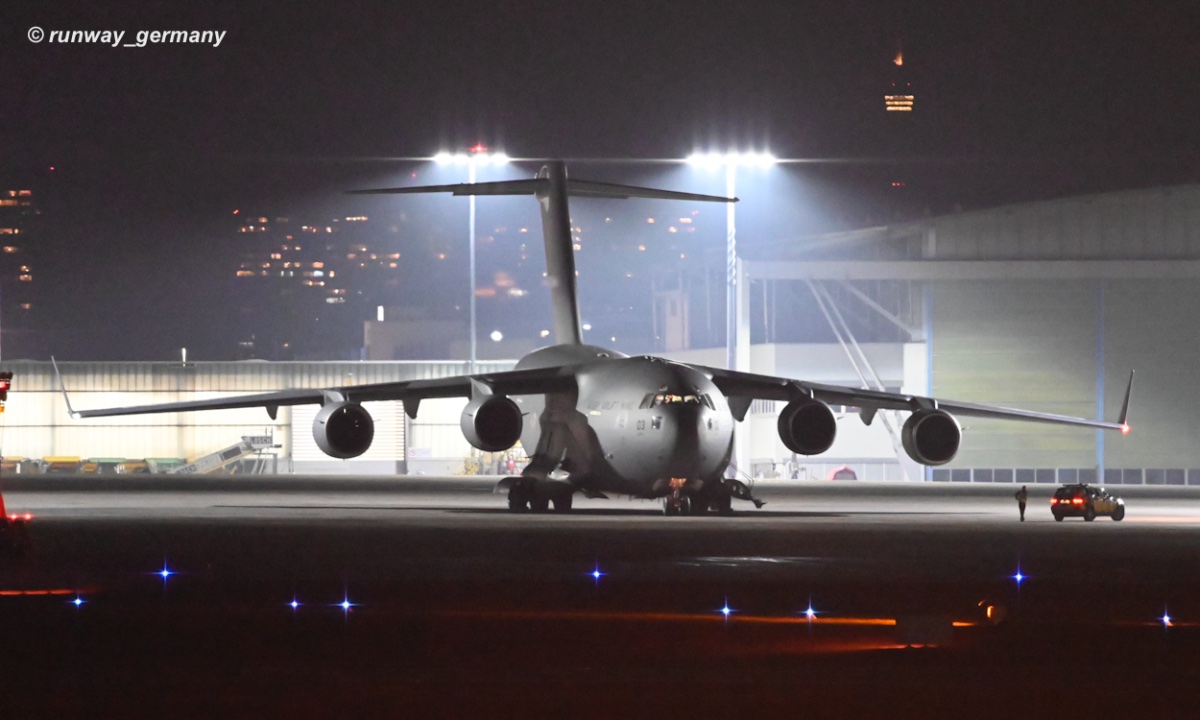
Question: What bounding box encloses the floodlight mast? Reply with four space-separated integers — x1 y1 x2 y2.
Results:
434 147 510 372
685 151 776 479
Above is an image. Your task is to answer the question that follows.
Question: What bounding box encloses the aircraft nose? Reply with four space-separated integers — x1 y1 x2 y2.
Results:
665 404 707 475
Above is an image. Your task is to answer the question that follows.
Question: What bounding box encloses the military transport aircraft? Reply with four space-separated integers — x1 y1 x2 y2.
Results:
56 162 1134 515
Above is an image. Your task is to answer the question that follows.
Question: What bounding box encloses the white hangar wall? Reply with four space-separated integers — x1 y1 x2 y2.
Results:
0 360 514 475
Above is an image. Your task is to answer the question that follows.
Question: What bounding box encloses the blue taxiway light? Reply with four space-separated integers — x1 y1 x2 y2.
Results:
71 596 85 608
1162 610 1173 627
1012 566 1026 587
720 598 735 619
155 561 175 584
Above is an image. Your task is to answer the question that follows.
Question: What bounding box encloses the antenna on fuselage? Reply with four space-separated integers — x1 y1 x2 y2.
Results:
349 161 737 346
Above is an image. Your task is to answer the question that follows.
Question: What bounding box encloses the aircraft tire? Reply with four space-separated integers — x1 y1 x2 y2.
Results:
552 492 573 513
530 495 550 513
507 484 530 512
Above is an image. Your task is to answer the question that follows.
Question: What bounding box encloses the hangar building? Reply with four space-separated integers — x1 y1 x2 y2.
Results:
3 184 1198 485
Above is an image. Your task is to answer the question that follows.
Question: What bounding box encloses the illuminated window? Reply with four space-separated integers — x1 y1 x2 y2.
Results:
0 200 17 207
18 274 32 282
640 393 713 409
19 303 31 310
3 247 18 253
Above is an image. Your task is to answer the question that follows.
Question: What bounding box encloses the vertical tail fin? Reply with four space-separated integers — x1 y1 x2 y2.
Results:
348 162 735 348
536 162 583 345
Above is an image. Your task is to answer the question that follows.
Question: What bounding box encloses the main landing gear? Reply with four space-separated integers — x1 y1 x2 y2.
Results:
505 478 574 513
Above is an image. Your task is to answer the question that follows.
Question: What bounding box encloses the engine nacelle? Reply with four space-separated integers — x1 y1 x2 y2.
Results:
313 402 375 459
777 398 837 456
901 409 962 466
461 395 523 452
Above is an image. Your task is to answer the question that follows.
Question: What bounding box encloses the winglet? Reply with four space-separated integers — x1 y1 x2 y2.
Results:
51 357 82 420
1117 369 1134 434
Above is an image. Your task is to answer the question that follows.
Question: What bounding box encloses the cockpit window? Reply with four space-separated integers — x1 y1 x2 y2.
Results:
639 392 714 410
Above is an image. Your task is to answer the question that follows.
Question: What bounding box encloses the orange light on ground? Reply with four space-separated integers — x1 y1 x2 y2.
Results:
0 588 92 597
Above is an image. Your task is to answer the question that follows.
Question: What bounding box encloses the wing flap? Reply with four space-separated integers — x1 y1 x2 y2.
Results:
703 365 1130 431
59 364 580 420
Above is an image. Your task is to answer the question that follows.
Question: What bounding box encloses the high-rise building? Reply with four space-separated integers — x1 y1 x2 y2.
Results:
0 187 41 359
885 43 915 113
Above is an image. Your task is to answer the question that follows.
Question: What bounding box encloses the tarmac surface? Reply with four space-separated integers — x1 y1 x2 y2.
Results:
3 475 1200 718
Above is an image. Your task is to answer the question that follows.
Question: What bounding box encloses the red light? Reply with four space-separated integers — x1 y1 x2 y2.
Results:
1121 424 1131 435
232 209 240 215
470 143 489 153
49 166 56 171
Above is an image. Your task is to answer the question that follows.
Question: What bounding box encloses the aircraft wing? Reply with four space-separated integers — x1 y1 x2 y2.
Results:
701 365 1133 431
55 360 580 421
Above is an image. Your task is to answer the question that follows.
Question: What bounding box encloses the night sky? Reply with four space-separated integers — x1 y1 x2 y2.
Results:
2 2 1198 360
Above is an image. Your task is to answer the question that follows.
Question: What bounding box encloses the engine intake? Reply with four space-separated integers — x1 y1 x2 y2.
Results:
461 395 523 452
313 402 375 459
901 409 961 466
777 398 837 456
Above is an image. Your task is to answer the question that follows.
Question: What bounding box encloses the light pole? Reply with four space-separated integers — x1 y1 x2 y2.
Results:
685 151 776 478
434 146 509 373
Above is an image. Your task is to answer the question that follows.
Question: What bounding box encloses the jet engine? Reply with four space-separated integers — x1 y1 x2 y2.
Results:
313 401 375 459
461 395 523 452
777 398 838 455
901 409 961 466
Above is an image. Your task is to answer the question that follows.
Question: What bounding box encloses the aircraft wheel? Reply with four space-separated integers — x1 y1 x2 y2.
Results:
552 492 573 513
678 496 692 516
662 497 677 516
717 492 733 515
530 495 550 513
507 484 530 512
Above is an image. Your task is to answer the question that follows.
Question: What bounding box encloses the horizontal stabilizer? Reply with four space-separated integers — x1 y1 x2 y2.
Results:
350 178 737 203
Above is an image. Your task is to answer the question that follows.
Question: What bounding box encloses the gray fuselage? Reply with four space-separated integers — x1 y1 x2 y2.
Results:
512 345 735 498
